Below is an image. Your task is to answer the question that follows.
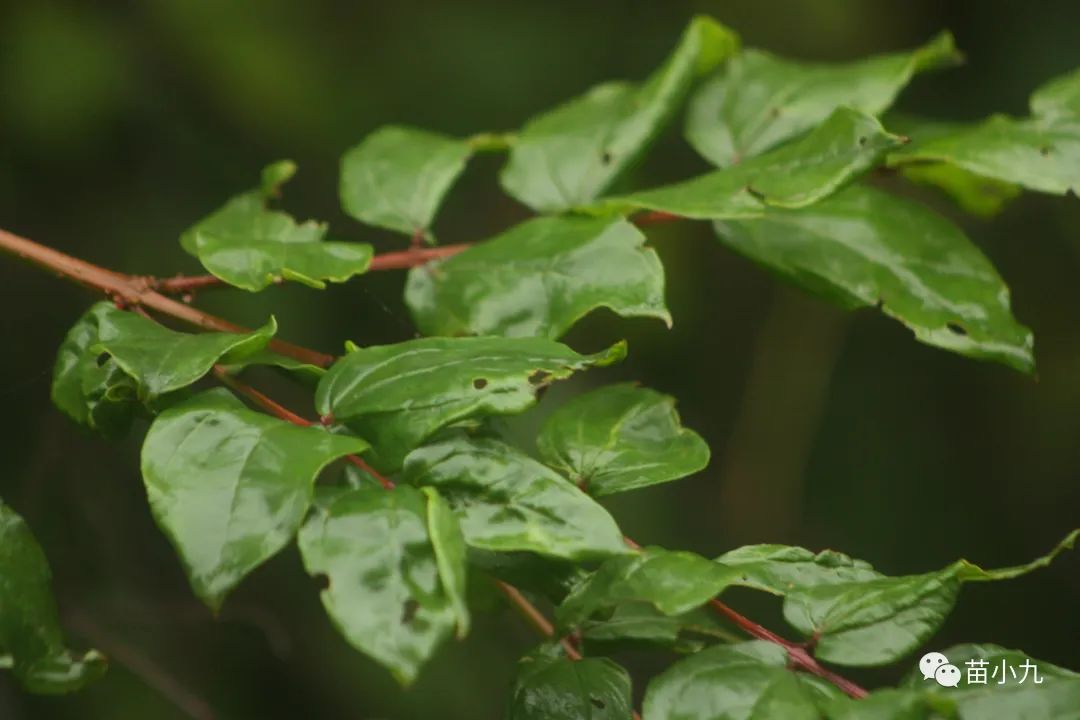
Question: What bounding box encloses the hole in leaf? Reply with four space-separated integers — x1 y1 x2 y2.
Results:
590 697 605 709
312 573 330 591
946 322 967 336
473 378 488 390
528 370 550 386
95 353 109 367
401 598 420 624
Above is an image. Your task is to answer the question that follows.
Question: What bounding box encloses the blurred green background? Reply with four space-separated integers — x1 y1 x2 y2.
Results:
2 1 1078 718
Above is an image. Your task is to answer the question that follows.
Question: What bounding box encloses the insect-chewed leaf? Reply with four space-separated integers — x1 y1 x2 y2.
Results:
685 31 959 166
403 437 630 561
297 484 468 685
712 185 1035 374
500 15 740 212
890 67 1080 198
600 107 902 218
0 500 106 694
737 531 1077 666
643 641 843 720
93 304 276 397
508 645 634 720
181 161 373 291
536 383 708 496
340 126 472 241
140 389 368 611
315 336 626 470
405 216 669 339
51 302 139 438
557 547 739 629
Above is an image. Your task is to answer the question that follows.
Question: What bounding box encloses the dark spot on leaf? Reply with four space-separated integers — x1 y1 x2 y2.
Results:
601 150 613 165
312 573 330 591
745 186 766 201
473 378 488 389
858 136 868 146
590 697 605 709
528 370 551 386
401 598 420 624
947 322 967 336
96 353 109 367
1040 145 1052 156
769 107 781 117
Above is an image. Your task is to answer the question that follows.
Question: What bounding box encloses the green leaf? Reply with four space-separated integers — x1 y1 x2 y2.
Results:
508 646 634 720
141 389 368 610
315 336 626 469
405 215 669 339
643 641 842 720
884 115 1022 217
181 161 373 291
823 689 955 720
900 644 1080 720
602 107 902 219
889 67 1080 198
340 126 472 241
536 383 708 496
499 16 740 212
94 304 276 397
51 302 138 438
297 484 467 685
580 603 731 652
780 531 1076 666
403 437 629 561
423 487 470 637
716 544 880 596
0 500 106 693
557 547 738 629
219 348 326 387
685 31 960 166
712 185 1034 374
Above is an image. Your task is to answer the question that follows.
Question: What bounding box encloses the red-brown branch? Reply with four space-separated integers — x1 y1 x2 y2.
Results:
2 224 867 704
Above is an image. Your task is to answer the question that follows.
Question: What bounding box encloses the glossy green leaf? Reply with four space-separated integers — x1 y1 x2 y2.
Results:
602 108 902 219
340 126 472 241
685 32 959 166
405 216 669 339
0 500 106 693
51 302 138 438
403 437 629 561
499 16 740 212
823 689 955 720
141 389 368 610
716 544 880 595
181 161 373 291
423 487 470 637
298 484 466 685
508 646 634 720
884 115 1022 217
643 641 842 720
899 644 1080 720
579 603 730 652
557 547 738 629
219 348 326 387
315 336 626 469
537 383 708 496
93 304 276 397
781 531 1076 666
890 68 1080 197
713 185 1034 373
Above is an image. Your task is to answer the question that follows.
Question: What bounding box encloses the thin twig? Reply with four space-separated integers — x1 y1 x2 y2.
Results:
66 611 216 720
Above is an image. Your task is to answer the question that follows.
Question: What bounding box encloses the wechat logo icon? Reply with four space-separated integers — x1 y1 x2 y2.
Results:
919 651 961 687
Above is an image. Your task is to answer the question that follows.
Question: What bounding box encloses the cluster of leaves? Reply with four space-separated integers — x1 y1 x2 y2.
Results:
3 14 1079 718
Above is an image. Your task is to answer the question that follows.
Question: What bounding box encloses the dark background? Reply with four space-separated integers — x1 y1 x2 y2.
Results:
1 1 1078 718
